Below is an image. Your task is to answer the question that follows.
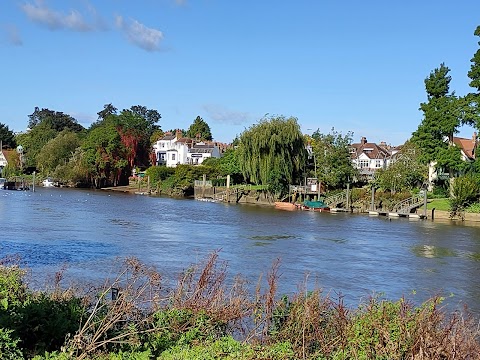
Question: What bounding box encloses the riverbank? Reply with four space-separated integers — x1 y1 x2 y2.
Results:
2 254 480 359
430 209 480 223
103 185 480 224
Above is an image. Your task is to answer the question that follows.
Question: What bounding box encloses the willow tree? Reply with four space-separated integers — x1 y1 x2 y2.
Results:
237 116 306 194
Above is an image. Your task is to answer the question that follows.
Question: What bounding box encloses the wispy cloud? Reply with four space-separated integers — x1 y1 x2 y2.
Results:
21 0 98 32
69 111 96 127
203 104 252 125
115 15 163 52
174 0 187 5
5 24 23 46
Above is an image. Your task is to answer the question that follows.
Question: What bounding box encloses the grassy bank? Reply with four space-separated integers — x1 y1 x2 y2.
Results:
1 253 479 359
426 198 450 211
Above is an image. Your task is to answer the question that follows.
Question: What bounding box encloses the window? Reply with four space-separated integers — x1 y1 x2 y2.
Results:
171 153 176 161
359 160 369 168
375 159 382 168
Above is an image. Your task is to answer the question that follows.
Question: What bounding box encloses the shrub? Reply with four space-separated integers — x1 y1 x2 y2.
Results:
450 175 479 217
0 328 23 360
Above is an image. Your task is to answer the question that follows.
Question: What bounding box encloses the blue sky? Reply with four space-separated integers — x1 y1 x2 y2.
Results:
1 1 480 145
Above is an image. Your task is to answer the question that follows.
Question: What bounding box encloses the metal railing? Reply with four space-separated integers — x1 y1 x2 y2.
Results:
392 194 424 214
324 190 348 208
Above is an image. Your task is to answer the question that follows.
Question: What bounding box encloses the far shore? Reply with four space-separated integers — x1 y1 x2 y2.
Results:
99 185 480 225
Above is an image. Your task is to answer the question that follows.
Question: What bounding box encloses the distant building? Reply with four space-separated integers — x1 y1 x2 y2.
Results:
0 149 7 171
350 136 392 180
153 130 221 167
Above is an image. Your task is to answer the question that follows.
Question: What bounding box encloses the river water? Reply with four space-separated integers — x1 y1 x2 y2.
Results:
2 187 480 314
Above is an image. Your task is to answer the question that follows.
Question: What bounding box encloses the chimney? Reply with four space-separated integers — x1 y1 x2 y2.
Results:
360 136 367 145
176 129 183 139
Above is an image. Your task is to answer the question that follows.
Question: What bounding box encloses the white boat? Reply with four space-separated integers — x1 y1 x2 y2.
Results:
42 177 55 187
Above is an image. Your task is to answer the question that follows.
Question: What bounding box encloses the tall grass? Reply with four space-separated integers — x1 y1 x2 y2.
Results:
1 252 479 359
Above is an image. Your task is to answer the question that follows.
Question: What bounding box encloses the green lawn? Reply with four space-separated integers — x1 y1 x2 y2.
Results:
425 198 450 211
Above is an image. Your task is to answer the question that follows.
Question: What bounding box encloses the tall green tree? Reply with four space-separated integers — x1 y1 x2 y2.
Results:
28 107 84 133
129 105 161 133
411 64 463 177
97 103 118 121
186 116 212 141
465 25 480 132
0 123 16 149
82 118 127 188
237 115 306 194
16 121 57 167
375 141 427 193
310 128 356 190
36 131 81 174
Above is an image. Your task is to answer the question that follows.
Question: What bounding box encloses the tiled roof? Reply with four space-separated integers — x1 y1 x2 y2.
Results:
161 134 176 141
453 136 476 160
350 141 391 160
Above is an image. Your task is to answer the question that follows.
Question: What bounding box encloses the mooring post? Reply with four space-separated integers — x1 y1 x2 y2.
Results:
423 190 427 218
226 174 230 203
371 185 375 211
202 174 206 198
346 182 350 211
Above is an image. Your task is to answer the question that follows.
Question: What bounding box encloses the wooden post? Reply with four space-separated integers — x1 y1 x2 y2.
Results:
346 182 350 211
32 171 35 192
202 174 206 198
226 174 230 203
423 190 427 217
371 185 375 211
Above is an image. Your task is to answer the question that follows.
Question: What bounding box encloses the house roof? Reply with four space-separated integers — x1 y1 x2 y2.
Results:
350 137 391 160
161 134 176 141
0 150 18 167
453 135 476 160
189 148 215 154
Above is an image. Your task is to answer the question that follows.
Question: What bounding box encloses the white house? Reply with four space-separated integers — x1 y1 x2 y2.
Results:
153 131 221 167
188 142 221 165
0 150 7 169
350 137 392 179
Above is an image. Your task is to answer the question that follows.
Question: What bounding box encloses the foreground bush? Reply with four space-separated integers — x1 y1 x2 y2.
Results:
1 253 479 359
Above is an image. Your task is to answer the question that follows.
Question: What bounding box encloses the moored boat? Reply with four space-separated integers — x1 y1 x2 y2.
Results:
42 177 55 187
274 202 299 211
303 200 330 212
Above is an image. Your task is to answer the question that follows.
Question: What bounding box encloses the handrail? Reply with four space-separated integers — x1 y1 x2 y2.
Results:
392 194 424 214
324 190 347 207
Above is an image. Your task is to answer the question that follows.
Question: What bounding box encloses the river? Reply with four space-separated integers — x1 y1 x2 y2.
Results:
2 187 480 314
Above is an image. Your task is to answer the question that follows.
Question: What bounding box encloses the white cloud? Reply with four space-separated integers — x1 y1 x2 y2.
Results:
21 0 96 31
203 104 251 125
115 15 163 52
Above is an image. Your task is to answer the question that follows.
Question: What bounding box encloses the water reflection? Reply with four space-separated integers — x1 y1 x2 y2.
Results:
411 245 458 259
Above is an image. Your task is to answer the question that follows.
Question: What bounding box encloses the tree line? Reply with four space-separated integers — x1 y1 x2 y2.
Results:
2 25 480 210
